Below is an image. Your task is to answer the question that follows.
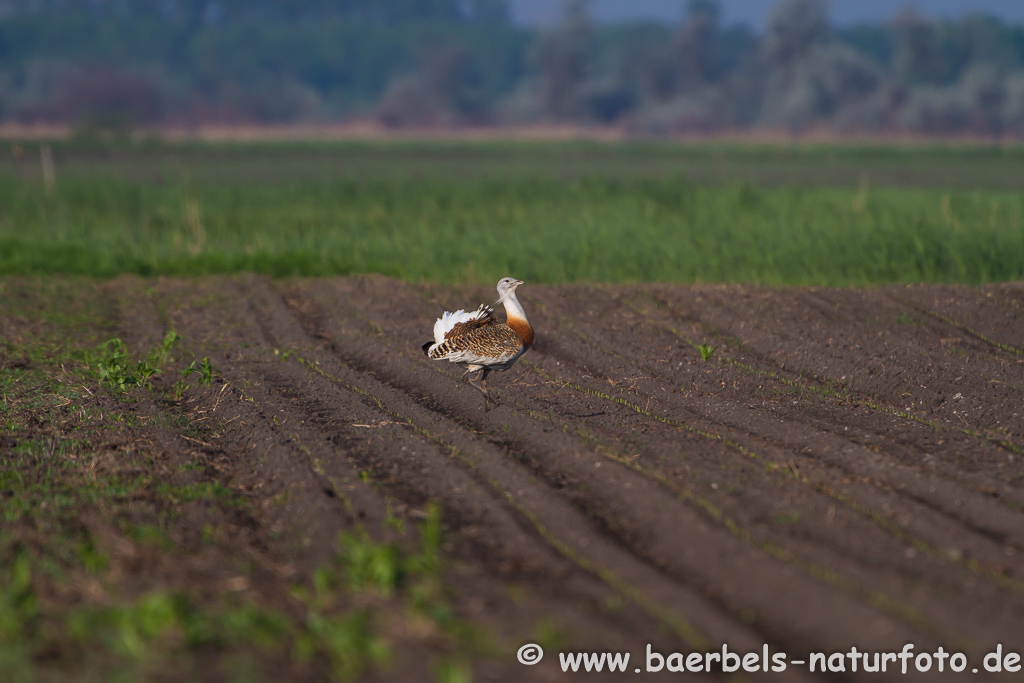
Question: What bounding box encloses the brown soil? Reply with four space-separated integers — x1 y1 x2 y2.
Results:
6 276 1024 681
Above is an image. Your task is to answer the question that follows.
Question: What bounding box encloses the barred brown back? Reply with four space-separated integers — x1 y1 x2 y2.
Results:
445 306 496 340
429 323 524 359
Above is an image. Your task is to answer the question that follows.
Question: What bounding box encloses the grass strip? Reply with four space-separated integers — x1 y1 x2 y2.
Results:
3 170 1024 285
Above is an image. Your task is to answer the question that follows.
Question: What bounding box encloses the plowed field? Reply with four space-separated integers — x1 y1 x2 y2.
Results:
5 275 1024 681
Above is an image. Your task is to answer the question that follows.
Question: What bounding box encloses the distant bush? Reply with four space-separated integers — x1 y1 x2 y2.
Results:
2 0 1024 135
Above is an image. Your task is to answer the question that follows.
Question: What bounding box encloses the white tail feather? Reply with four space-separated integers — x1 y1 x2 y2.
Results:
432 305 489 345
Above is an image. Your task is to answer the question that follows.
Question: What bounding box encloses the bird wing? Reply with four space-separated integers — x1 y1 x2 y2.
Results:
432 304 495 345
428 323 523 364
445 305 497 340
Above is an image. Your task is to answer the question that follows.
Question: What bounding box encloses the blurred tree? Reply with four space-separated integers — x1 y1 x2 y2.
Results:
378 40 491 127
837 23 892 69
763 0 828 67
638 0 732 104
891 8 943 84
535 0 591 120
3 0 1024 135
759 0 886 132
954 15 1013 68
674 0 719 88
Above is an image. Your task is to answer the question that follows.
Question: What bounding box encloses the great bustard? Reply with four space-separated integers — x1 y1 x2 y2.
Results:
422 277 534 409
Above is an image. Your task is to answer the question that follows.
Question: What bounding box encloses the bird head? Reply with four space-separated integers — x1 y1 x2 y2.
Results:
495 277 523 303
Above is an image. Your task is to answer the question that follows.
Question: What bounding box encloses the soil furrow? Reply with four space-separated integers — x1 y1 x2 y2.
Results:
170 277 692 681
888 285 1024 360
523 288 1024 559
232 276 789 680
589 285 1024 507
55 274 1024 681
283 277 987 673
685 286 1023 441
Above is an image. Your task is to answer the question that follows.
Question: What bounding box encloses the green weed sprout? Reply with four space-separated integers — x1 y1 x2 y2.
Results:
179 357 215 386
147 330 182 367
171 380 189 400
197 357 215 385
93 338 162 388
699 343 718 362
134 361 158 387
93 336 178 389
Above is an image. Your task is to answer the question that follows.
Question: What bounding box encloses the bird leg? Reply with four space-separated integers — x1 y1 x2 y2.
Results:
466 368 496 410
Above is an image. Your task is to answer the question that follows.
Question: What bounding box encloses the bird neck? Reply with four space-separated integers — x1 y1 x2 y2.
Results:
503 292 534 346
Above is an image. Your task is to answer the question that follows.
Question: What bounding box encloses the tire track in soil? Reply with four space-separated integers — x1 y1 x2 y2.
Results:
629 284 1024 515
889 284 1024 361
239 280 765 651
490 286 1024 657
109 276 386 576
93 280 298 615
628 286 1018 513
655 284 1024 457
423 279 1020 649
109 277 456 682
530 285 1024 561
102 275 1024 682
280 276 996 680
185 276 745 683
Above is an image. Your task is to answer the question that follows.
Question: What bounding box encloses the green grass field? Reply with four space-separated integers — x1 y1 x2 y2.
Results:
2 139 1023 285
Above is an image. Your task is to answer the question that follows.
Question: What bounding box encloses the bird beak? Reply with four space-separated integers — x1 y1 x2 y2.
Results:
513 280 524 287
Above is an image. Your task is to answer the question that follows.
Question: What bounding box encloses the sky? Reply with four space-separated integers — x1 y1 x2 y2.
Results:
508 0 1024 29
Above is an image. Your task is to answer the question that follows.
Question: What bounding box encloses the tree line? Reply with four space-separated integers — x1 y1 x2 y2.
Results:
2 0 1024 136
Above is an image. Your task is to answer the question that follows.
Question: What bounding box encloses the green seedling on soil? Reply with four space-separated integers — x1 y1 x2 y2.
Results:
77 538 110 574
384 504 405 533
134 360 158 386
698 343 718 361
147 330 182 367
66 592 291 670
180 357 215 386
197 358 215 385
0 550 290 678
290 504 463 682
157 481 241 506
896 312 921 326
432 658 472 683
90 331 184 390
92 338 147 389
294 602 387 682
171 380 190 400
